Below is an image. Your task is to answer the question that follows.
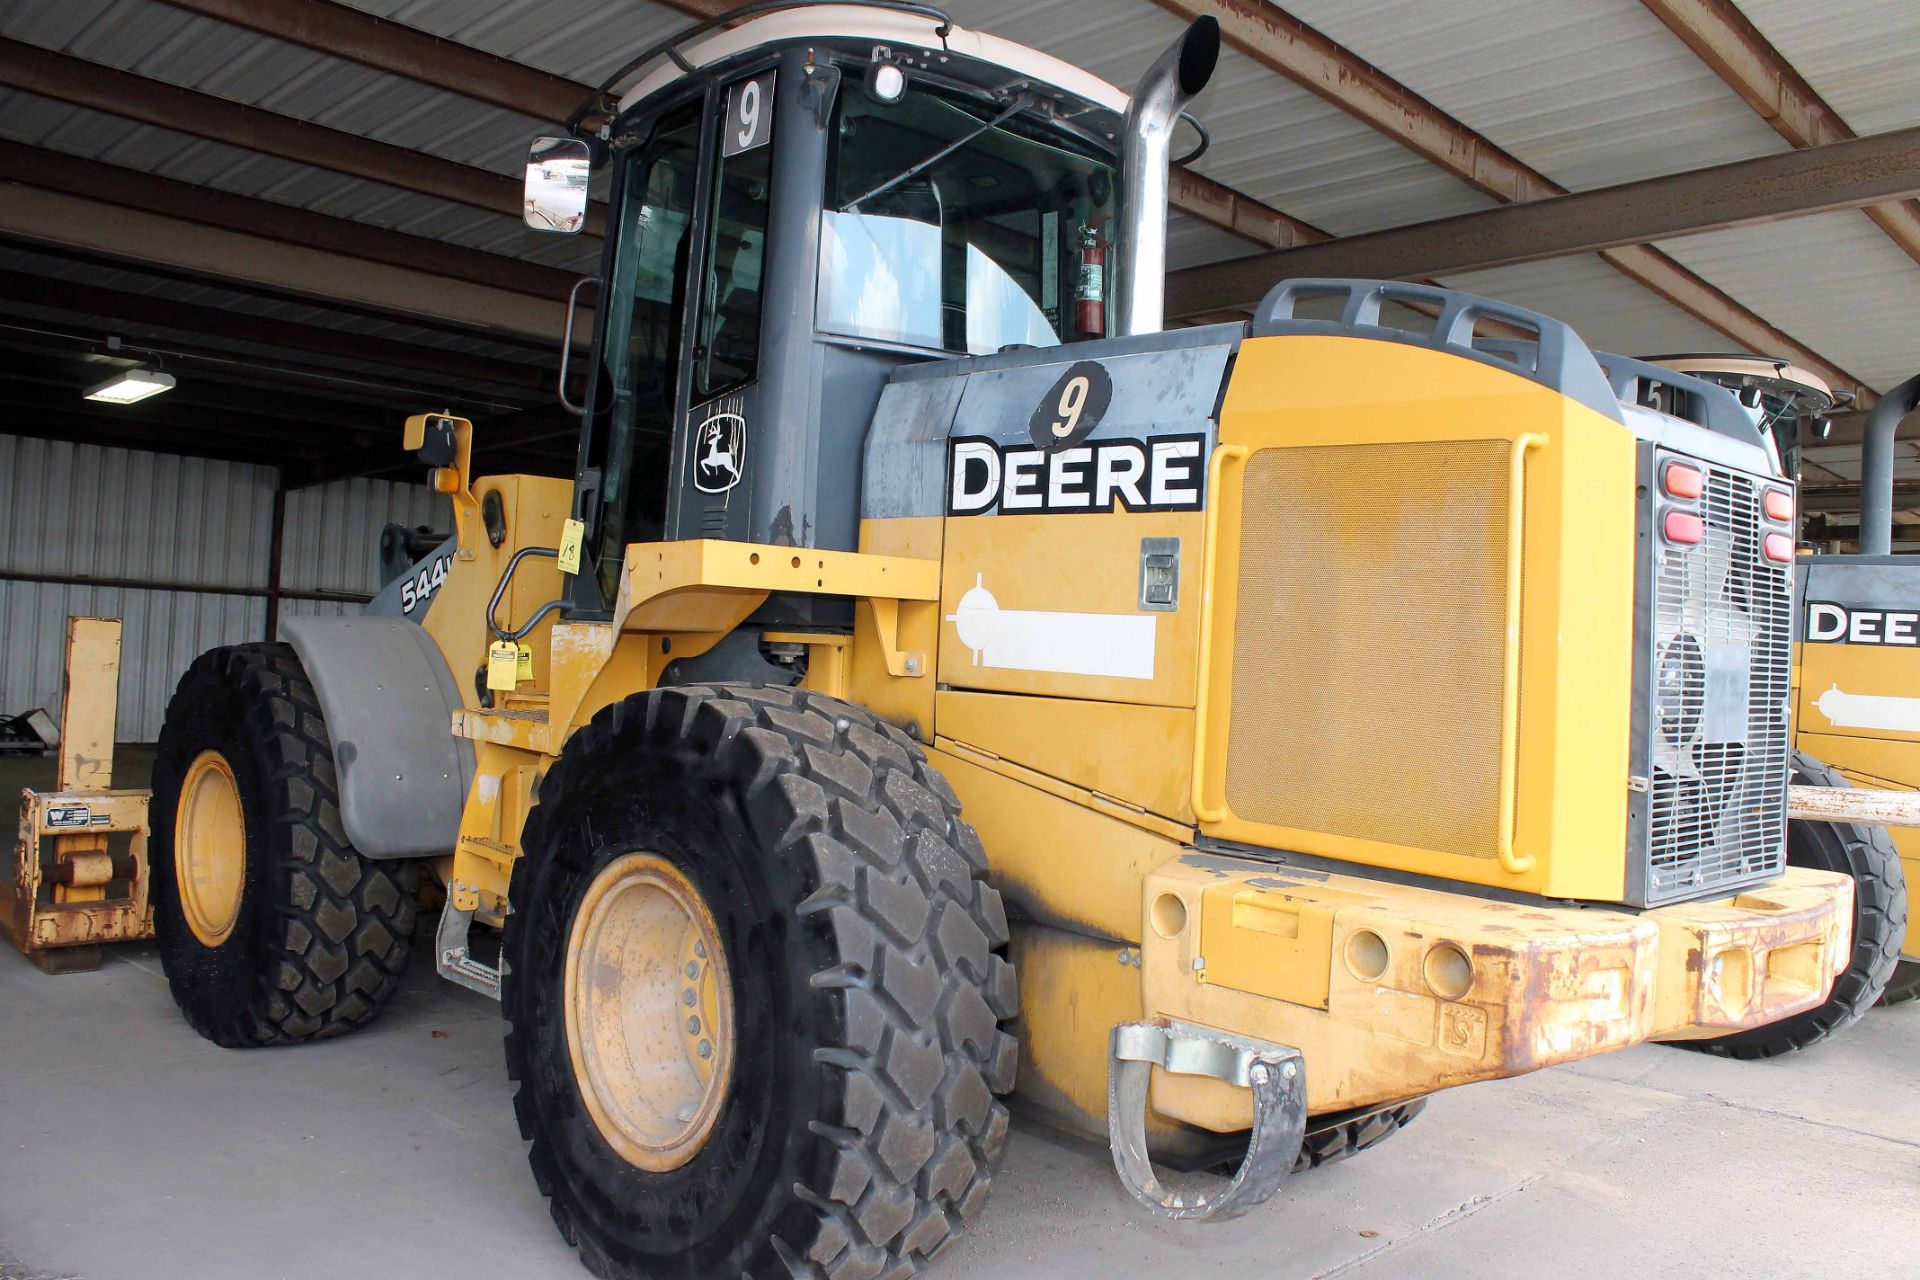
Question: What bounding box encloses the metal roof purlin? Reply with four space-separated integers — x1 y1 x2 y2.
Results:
1641 0 1920 277
152 0 1332 253
1147 0 1876 402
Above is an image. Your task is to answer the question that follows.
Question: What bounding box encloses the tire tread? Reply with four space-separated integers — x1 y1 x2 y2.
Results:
506 684 1015 1280
156 643 417 1048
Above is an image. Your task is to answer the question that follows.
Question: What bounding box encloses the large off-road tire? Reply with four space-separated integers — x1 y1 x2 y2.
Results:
1191 1096 1427 1180
1295 1098 1427 1171
151 643 419 1047
504 684 1018 1280
1881 960 1920 1006
1674 752 1906 1059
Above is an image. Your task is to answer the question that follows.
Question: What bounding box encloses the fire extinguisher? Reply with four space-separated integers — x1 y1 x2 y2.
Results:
1076 220 1109 337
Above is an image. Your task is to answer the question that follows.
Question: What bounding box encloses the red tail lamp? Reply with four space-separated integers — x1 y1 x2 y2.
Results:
1664 510 1704 545
1664 463 1705 500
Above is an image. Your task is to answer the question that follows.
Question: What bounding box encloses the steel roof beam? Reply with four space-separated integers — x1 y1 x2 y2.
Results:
1147 0 1875 402
153 0 586 123
0 37 605 237
1641 0 1920 273
0 350 401 432
1169 125 1920 311
0 141 579 303
0 386 372 451
0 265 554 401
158 0 1329 255
0 315 535 414
0 185 570 344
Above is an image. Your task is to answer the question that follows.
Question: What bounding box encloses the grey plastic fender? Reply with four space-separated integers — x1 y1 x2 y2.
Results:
280 615 475 859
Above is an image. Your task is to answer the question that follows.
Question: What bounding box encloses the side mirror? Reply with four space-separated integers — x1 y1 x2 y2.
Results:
524 136 591 234
404 412 461 466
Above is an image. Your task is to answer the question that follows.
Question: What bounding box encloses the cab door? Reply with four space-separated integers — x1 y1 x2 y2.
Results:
572 67 775 606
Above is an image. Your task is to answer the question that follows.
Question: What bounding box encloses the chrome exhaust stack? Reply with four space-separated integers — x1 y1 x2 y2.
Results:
1113 16 1219 338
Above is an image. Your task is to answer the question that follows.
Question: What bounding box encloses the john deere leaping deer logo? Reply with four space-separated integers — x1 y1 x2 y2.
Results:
693 411 746 493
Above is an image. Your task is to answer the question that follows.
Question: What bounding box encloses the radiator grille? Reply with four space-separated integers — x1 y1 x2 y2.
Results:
1644 458 1791 902
1223 441 1512 857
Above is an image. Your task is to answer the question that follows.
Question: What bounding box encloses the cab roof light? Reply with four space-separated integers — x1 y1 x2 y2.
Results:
1764 532 1795 564
1663 461 1704 500
1663 509 1704 545
1764 488 1794 523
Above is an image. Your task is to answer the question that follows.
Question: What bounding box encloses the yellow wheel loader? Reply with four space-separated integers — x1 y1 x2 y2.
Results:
143 4 1854 1276
1647 355 1920 1043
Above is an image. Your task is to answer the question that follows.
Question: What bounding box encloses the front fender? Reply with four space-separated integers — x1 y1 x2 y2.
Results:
280 615 474 858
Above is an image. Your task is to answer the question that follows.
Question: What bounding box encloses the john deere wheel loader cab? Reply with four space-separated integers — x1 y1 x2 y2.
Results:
1650 354 1920 1033
150 3 1855 1277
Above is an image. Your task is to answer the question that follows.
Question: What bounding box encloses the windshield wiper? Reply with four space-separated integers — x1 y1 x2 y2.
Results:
841 95 1032 213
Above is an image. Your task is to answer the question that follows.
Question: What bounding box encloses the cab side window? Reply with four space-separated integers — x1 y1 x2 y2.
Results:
589 101 701 603
694 74 774 400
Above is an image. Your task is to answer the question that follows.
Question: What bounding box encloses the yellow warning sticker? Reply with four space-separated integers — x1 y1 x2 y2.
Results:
516 642 534 682
486 640 520 691
557 517 585 576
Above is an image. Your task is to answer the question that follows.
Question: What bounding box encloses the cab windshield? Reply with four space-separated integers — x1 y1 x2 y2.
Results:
820 86 1117 354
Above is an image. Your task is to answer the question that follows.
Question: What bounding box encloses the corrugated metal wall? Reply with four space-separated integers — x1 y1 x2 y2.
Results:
0 434 445 741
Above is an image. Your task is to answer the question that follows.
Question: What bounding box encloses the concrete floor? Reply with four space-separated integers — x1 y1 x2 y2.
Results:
3 745 1917 1278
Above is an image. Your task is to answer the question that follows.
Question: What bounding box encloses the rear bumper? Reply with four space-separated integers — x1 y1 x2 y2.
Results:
1139 855 1852 1124
1642 871 1854 1040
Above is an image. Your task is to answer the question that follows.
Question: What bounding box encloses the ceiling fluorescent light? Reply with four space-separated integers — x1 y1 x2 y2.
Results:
85 368 175 404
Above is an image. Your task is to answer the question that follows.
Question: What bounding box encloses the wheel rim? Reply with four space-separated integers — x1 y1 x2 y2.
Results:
175 749 246 947
564 853 734 1171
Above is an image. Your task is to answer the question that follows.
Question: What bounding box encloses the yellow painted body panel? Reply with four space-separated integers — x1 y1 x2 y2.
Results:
1005 924 1151 1146
1796 635 1920 959
932 744 1179 942
935 690 1195 825
418 472 574 708
937 509 1203 708
1196 336 1638 901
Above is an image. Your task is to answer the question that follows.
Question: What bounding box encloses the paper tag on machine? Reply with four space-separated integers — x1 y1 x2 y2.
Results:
557 518 585 576
487 640 520 691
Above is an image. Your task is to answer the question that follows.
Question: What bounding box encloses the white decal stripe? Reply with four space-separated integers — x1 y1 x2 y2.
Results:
1813 683 1920 734
947 577 1155 681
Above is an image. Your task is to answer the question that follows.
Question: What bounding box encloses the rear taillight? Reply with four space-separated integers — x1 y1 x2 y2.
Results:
1664 462 1705 499
1663 510 1704 545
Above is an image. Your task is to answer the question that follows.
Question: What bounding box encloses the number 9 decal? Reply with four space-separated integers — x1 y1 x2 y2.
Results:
1027 360 1114 450
1052 376 1089 438
724 71 775 156
736 79 759 149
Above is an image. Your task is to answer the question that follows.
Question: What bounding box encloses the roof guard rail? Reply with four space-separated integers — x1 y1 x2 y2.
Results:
1249 278 1622 424
566 0 957 133
1587 351 1764 449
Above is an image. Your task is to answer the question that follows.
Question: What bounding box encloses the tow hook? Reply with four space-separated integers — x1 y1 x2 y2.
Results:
1107 1019 1306 1221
